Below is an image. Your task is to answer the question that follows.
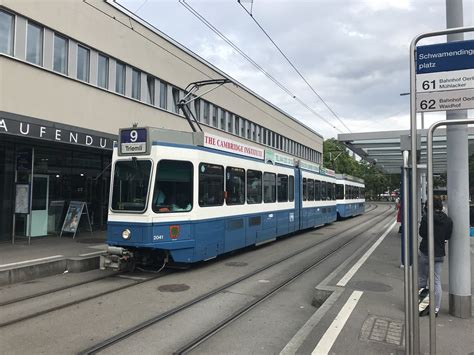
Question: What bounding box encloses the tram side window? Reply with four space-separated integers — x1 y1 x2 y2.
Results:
277 174 288 202
308 179 314 201
289 175 295 202
226 167 245 205
247 170 262 204
263 172 276 203
152 160 193 213
111 160 151 212
302 178 307 201
199 163 224 207
321 181 327 200
314 180 321 201
336 184 344 199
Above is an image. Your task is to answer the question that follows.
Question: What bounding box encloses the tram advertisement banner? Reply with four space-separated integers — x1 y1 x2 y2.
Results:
61 201 85 233
204 133 264 160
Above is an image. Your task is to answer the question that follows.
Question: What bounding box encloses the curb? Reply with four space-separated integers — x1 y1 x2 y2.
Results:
0 255 103 286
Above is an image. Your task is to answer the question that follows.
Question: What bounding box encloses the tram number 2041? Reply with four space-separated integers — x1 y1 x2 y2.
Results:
153 234 164 241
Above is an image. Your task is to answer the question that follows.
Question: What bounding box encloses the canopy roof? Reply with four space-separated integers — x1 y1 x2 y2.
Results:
338 128 474 174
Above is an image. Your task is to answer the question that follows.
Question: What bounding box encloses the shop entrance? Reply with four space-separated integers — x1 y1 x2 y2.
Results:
10 141 111 242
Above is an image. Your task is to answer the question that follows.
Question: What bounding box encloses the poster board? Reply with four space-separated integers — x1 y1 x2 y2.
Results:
15 183 30 214
60 201 92 238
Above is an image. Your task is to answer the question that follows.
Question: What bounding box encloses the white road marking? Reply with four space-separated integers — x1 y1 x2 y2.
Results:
311 290 363 355
0 255 64 269
117 275 148 281
336 221 396 286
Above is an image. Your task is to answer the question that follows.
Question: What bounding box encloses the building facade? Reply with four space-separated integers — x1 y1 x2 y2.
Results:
0 0 324 243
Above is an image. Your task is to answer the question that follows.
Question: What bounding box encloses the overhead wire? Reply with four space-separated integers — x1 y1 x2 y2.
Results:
85 0 330 139
179 0 342 134
237 0 352 133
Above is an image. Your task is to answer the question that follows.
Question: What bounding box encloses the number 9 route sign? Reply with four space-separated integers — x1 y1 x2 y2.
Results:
416 39 474 112
119 128 149 155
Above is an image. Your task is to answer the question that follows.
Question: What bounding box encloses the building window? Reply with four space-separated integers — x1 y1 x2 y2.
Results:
212 105 218 127
247 170 262 204
194 99 201 121
53 34 68 74
131 68 141 100
77 45 90 82
97 54 108 89
115 61 125 95
199 163 224 207
172 87 180 113
226 167 245 205
146 75 155 105
203 101 210 124
26 22 43 65
159 81 167 109
220 109 225 130
234 116 240 135
241 119 246 137
0 10 14 55
227 114 233 133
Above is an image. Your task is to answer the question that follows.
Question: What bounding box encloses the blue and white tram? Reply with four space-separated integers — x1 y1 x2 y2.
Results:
101 127 341 270
335 174 365 219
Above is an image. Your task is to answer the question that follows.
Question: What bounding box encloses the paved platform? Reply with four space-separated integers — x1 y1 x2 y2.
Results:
0 231 107 285
284 223 474 355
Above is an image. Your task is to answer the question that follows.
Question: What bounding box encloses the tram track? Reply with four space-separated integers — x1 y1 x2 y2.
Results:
0 270 172 329
174 208 394 354
80 204 393 354
0 204 386 333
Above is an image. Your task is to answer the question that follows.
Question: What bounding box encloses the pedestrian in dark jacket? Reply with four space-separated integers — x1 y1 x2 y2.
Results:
418 197 453 316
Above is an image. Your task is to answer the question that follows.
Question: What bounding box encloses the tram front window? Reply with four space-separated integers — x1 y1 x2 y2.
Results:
153 160 193 213
111 160 151 212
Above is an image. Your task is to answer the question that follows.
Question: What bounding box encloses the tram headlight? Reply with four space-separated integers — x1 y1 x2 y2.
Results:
122 229 131 240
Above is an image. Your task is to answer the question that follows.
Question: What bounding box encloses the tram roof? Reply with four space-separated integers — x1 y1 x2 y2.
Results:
338 127 474 174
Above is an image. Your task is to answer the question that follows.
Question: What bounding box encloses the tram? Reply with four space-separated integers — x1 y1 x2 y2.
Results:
101 127 364 270
335 174 366 218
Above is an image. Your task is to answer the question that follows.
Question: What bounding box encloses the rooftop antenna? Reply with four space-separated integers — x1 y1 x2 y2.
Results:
178 79 231 132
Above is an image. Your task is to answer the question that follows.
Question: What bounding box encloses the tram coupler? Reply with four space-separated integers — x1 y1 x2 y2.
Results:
100 246 134 271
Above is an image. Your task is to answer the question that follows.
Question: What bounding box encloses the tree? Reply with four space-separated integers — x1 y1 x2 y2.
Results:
323 139 400 199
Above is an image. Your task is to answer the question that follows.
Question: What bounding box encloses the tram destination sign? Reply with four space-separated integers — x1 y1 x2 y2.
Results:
416 39 474 112
119 128 149 155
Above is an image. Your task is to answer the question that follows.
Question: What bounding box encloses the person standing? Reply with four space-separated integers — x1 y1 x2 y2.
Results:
418 197 453 317
396 198 402 233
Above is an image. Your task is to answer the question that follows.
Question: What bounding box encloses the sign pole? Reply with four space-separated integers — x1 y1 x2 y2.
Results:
410 25 474 355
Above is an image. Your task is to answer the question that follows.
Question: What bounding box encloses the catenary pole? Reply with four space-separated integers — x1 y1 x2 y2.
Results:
445 0 472 319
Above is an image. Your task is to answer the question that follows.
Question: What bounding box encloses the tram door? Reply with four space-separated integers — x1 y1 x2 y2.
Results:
27 175 49 237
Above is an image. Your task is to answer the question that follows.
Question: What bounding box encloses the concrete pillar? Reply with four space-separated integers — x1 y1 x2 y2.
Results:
446 0 471 318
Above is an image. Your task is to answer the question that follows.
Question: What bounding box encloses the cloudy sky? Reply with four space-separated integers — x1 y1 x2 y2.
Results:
117 0 473 139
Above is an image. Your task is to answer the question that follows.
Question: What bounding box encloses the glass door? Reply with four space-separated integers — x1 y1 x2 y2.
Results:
27 174 49 237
